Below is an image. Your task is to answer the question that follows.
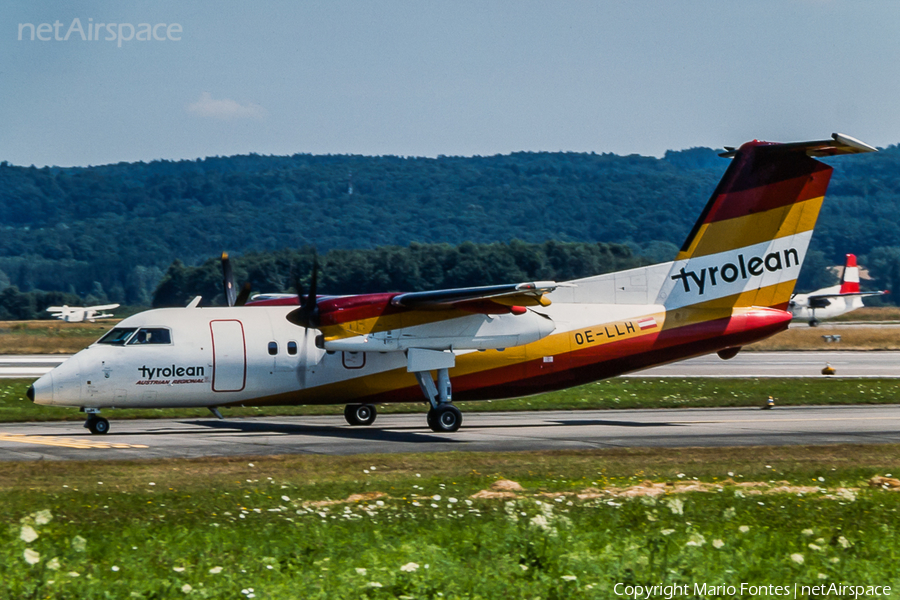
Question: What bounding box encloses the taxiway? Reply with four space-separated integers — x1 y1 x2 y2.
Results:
2 404 899 462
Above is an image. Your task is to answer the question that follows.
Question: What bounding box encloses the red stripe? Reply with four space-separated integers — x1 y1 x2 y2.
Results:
317 293 404 326
703 167 831 225
238 308 791 408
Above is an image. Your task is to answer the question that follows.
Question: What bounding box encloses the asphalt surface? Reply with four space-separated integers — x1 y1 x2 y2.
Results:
637 351 900 378
2 404 899 462
4 351 900 379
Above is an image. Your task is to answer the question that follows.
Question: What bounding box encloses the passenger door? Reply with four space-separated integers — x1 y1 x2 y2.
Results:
210 320 246 392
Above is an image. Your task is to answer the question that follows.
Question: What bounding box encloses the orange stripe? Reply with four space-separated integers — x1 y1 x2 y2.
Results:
237 313 668 407
676 196 823 260
236 304 786 408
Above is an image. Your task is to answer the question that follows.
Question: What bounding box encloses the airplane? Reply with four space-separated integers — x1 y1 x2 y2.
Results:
28 133 876 435
46 304 120 323
789 254 888 326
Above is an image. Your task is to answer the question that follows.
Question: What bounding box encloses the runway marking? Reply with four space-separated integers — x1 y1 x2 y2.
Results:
0 433 148 450
0 367 54 376
666 416 900 424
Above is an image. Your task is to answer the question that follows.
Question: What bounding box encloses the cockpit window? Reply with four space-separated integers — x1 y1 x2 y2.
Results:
128 328 172 345
97 328 137 346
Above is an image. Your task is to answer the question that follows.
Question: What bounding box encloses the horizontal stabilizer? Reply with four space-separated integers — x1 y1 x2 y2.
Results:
809 290 887 301
719 133 876 158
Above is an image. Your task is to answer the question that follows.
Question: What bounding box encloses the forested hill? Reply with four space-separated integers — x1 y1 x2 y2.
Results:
1 143 899 306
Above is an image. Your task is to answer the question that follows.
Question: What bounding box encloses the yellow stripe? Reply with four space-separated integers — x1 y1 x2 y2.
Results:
665 281 797 318
320 308 463 339
281 291 793 406
676 196 823 260
249 315 669 406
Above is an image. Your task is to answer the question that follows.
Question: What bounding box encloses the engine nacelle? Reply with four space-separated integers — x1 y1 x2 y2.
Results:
323 310 556 352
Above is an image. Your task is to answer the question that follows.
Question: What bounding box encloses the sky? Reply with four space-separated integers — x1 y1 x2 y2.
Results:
3 1 900 167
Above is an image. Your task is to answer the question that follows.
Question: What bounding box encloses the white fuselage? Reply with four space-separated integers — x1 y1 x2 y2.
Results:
30 297 667 410
789 285 865 321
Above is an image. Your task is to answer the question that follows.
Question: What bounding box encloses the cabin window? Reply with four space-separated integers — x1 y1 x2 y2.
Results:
97 328 137 346
287 341 298 355
268 341 278 356
128 328 172 345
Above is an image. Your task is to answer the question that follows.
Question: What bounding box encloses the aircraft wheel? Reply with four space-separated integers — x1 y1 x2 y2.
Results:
428 404 462 433
86 416 110 435
344 404 376 426
809 319 820 327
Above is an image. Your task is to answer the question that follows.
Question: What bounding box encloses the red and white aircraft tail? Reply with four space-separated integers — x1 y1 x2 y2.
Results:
839 254 862 293
789 253 887 326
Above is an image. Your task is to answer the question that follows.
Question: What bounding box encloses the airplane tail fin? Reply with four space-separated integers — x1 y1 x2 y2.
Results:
657 133 876 311
839 254 861 294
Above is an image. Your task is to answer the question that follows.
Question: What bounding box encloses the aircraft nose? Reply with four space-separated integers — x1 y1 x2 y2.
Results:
29 371 55 405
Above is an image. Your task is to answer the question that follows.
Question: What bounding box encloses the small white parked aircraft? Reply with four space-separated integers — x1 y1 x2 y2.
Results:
788 254 887 326
28 133 877 435
46 304 120 323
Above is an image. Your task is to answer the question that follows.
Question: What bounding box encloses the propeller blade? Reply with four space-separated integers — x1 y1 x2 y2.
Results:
222 252 253 307
235 282 253 307
286 255 320 328
303 255 318 313
222 252 237 307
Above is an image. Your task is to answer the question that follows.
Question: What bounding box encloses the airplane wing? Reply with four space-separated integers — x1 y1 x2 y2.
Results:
88 304 120 311
391 281 562 310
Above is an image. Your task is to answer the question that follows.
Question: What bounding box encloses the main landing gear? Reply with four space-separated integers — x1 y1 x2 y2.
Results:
416 367 462 433
344 404 377 426
83 409 110 435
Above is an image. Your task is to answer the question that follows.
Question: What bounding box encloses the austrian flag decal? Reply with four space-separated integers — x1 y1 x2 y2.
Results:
637 317 658 330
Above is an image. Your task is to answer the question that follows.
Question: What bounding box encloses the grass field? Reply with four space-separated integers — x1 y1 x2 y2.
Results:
3 445 899 598
0 321 114 354
4 377 900 424
748 324 900 351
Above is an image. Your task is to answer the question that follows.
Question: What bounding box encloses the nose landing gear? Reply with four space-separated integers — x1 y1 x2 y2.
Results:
85 415 110 435
344 404 377 426
82 408 110 435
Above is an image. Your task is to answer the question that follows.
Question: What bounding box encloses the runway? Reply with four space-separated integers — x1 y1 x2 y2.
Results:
2 404 899 462
636 351 900 378
0 355 71 378
4 351 900 378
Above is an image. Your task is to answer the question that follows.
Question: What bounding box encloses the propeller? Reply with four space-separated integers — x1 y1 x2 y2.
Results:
221 252 252 307
286 255 320 328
